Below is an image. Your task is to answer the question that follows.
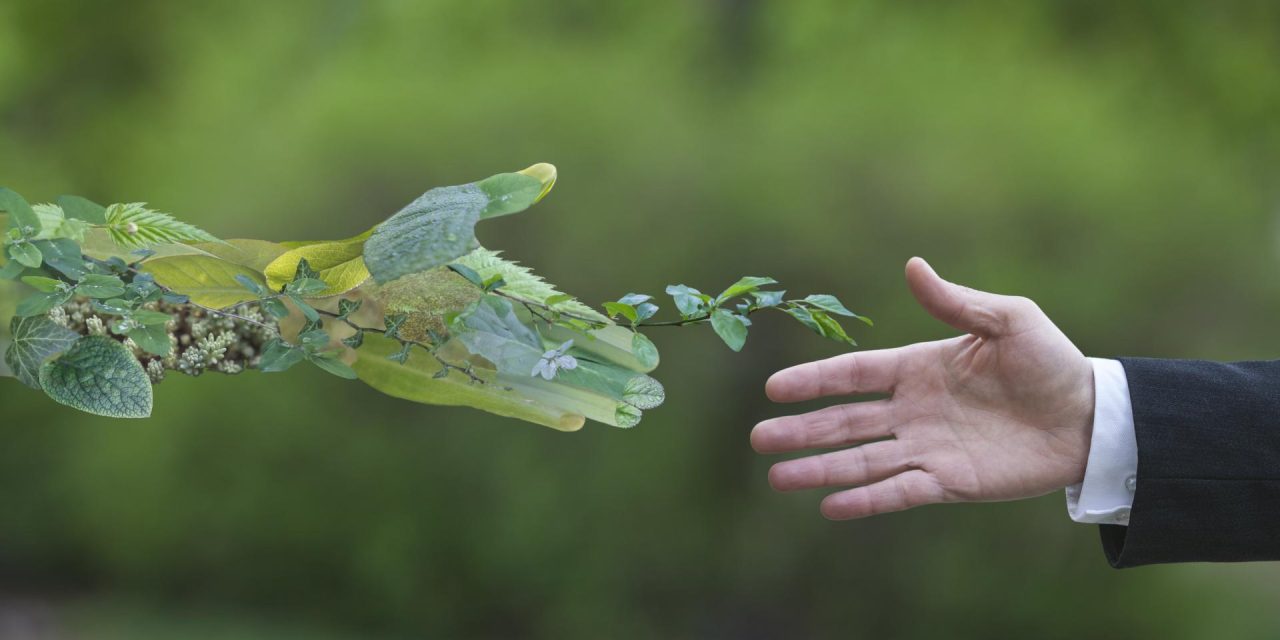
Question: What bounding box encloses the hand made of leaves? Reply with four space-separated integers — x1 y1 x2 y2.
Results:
0 164 869 429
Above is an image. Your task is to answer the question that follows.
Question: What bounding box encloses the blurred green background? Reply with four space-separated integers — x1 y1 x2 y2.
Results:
2 1 1279 638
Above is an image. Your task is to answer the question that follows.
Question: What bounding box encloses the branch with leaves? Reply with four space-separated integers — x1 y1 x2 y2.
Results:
0 164 870 431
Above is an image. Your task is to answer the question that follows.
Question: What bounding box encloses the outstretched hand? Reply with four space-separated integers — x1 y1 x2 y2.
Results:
752 258 1095 520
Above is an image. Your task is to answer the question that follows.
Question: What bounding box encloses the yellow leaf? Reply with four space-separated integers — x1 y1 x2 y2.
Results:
265 229 372 297
141 255 267 308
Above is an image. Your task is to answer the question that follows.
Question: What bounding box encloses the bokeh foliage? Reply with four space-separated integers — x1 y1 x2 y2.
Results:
1 1 1278 638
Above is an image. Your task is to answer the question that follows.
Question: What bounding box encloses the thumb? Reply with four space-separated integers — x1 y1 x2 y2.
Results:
905 257 1026 338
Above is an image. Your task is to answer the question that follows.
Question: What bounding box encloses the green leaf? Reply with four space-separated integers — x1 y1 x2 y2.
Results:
257 339 305 372
665 284 708 318
192 238 288 272
387 342 413 364
104 202 219 250
447 263 485 287
710 308 749 351
784 304 822 333
38 336 153 418
264 231 371 296
810 310 857 346
75 274 127 299
352 333 584 432
452 249 609 324
141 255 268 308
131 310 173 326
16 290 71 317
717 276 778 303
751 290 786 308
21 276 63 293
298 328 331 351
802 294 858 318
288 294 320 322
603 301 638 324
634 302 658 322
260 298 289 319
286 278 328 296
337 298 361 320
5 315 79 388
364 163 557 283
126 324 173 356
309 352 358 379
0 188 40 235
630 332 660 370
93 299 134 316
56 195 108 224
8 242 42 268
32 239 87 279
342 330 365 349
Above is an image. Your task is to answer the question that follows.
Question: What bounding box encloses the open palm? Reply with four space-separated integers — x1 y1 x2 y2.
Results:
752 258 1095 519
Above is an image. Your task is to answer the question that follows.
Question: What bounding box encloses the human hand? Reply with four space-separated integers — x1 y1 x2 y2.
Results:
752 257 1095 519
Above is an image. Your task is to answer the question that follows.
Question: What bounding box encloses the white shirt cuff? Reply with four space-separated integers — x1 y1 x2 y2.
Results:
1066 358 1138 526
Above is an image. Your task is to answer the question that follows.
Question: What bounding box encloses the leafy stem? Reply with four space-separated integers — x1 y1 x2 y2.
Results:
314 308 485 384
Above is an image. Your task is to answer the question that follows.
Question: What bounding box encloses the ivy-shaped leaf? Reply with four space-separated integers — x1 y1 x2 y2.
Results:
4 315 79 389
364 164 556 283
38 336 153 418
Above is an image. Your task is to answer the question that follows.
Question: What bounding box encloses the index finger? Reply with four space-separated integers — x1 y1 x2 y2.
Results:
765 348 903 403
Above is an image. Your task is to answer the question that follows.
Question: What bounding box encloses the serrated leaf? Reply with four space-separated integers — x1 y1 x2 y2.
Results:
141 255 268 308
364 164 557 283
264 231 371 296
104 202 219 250
710 308 749 352
38 336 152 418
716 276 778 304
452 248 608 323
5 315 79 388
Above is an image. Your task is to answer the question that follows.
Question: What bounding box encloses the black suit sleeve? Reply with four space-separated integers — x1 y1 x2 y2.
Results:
1100 358 1280 568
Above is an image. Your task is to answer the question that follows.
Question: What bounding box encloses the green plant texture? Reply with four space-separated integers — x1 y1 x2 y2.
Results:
0 165 868 428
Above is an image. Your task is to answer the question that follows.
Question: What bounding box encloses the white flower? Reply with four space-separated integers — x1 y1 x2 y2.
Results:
531 339 578 380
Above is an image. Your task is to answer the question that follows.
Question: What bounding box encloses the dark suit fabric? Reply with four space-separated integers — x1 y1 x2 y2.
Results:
1101 358 1280 567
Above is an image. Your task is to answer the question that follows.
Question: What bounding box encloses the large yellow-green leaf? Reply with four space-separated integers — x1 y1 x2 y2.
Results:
141 254 267 308
264 230 372 296
352 334 584 432
193 238 288 272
